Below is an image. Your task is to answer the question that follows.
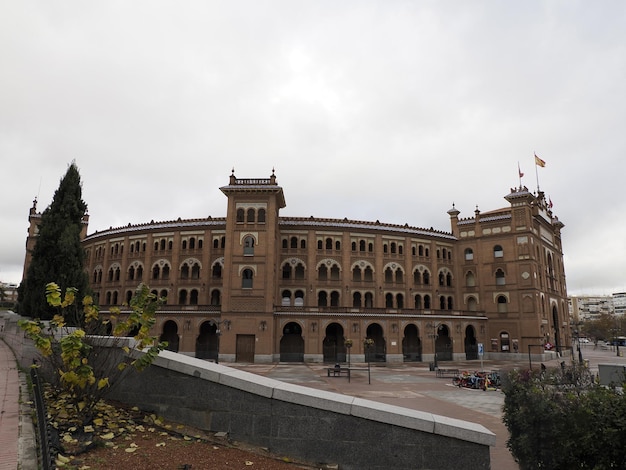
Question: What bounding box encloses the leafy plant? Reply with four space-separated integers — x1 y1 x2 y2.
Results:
19 282 167 423
502 364 626 469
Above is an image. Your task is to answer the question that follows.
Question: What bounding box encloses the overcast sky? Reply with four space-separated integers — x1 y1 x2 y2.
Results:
1 1 625 296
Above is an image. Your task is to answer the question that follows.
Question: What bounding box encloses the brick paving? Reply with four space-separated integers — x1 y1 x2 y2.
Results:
0 340 20 470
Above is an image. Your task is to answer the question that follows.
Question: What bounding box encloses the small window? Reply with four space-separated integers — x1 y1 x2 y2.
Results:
496 269 506 286
244 236 255 255
257 208 266 223
494 245 504 258
464 248 473 261
497 295 508 313
247 208 255 223
236 208 245 222
242 269 253 288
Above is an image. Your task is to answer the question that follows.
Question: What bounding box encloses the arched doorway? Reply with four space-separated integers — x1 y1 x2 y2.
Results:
435 324 452 362
280 322 304 362
402 324 422 362
552 305 562 353
160 320 179 352
323 323 346 363
365 323 386 362
196 321 220 361
464 325 478 360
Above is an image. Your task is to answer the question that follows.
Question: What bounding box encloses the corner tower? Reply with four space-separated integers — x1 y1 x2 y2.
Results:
219 170 286 361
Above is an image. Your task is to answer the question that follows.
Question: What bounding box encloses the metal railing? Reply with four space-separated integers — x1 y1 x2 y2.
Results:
30 368 58 470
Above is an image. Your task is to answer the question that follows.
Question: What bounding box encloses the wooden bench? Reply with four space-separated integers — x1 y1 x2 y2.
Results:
436 368 460 378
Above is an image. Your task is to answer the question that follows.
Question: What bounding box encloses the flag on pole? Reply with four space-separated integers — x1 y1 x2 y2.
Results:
518 163 524 178
534 153 546 167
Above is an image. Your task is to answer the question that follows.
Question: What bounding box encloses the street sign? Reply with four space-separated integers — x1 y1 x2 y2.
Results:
478 343 484 356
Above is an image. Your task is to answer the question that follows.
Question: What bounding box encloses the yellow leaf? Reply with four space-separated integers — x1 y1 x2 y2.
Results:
100 432 115 440
97 378 109 390
156 442 166 447
84 425 94 433
93 418 104 426
245 461 254 466
125 447 137 453
57 454 70 463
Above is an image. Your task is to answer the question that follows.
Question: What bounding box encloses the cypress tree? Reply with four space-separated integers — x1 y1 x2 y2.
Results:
19 162 90 320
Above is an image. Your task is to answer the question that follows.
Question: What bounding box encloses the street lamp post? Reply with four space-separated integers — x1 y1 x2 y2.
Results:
210 318 229 364
427 322 442 370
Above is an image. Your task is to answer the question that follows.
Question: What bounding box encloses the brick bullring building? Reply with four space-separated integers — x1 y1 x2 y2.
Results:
25 170 570 364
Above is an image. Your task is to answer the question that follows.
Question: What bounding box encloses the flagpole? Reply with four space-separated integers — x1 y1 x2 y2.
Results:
535 153 540 192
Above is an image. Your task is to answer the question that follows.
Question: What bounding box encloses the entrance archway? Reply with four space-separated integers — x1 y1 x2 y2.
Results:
323 323 346 363
435 324 452 362
365 323 386 362
279 322 304 362
402 324 422 362
552 306 562 353
196 321 220 360
464 325 478 360
160 320 179 352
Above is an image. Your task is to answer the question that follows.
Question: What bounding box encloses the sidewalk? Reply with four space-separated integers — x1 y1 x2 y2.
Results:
0 339 37 470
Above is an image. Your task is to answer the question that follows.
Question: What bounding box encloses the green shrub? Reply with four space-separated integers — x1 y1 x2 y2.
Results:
503 365 626 469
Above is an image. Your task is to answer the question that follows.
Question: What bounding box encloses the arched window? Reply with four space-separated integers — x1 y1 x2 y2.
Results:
335 240 341 251
236 208 245 222
385 267 393 283
128 266 135 281
368 242 373 252
257 208 266 223
282 239 288 249
189 238 196 250
190 289 199 305
181 263 190 279
326 238 333 250
318 265 328 280
353 266 362 282
294 290 304 307
467 296 477 311
414 270 421 284
439 296 446 309
465 248 473 260
243 236 255 255
179 289 188 304
466 271 476 287
351 241 357 251
300 239 306 249
385 293 394 308
438 272 445 286
353 292 362 308
447 296 453 310
495 269 506 286
152 265 160 280
182 240 188 250
494 245 504 258
396 293 404 309
162 265 170 280
398 245 403 255
212 263 222 279
126 290 133 304
446 272 452 287
242 269 253 288
210 289 221 306
282 290 292 306
214 239 219 249
318 291 328 307
294 263 305 279
290 236 298 248
330 264 340 280
136 265 143 280
364 292 374 308
497 295 508 313
317 240 323 249
391 242 396 254
424 295 431 309
359 240 366 252
282 263 292 279
364 266 374 281
160 239 166 250
330 291 340 307
191 263 200 279
247 208 255 222
423 270 430 285
414 294 422 309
